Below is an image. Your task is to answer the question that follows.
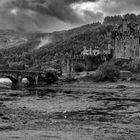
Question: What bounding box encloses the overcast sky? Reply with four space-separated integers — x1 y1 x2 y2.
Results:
0 0 140 33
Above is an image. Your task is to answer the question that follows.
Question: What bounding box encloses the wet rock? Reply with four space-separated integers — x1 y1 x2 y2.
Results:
64 90 73 94
121 78 127 81
0 113 4 117
22 120 28 124
0 124 13 131
120 71 132 79
2 116 10 120
23 106 26 109
8 93 19 97
0 97 18 101
116 85 127 89
45 89 56 93
127 77 136 81
33 88 57 97
0 102 3 105
64 78 77 83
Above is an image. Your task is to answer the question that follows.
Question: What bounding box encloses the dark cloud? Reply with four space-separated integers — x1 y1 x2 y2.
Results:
0 0 99 32
12 0 98 22
0 0 140 32
0 0 84 32
5 0 97 23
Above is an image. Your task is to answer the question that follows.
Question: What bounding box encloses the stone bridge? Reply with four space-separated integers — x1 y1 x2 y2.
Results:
0 70 47 89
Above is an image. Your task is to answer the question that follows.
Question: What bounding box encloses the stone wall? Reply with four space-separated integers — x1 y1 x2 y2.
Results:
113 20 140 59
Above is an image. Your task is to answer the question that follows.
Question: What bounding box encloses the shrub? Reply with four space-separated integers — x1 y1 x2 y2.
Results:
45 70 58 84
113 58 130 69
74 63 85 72
93 70 105 82
86 65 98 71
93 62 120 82
121 62 130 71
129 58 140 73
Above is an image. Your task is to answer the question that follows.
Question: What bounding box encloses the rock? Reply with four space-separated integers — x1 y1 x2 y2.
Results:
0 113 4 117
2 116 10 120
23 106 26 109
127 77 136 81
0 124 13 131
116 85 127 89
121 78 127 81
120 71 132 79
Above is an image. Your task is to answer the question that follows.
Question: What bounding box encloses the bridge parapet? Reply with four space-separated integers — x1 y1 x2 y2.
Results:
0 70 47 89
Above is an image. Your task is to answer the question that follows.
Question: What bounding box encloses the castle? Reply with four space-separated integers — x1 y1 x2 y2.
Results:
81 46 111 56
81 46 101 56
112 19 140 59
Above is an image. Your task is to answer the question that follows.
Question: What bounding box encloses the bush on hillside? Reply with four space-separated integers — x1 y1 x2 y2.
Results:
8 62 25 70
129 58 140 73
93 62 120 82
45 70 58 84
121 62 130 71
113 58 130 69
93 70 105 82
86 65 98 71
74 63 85 72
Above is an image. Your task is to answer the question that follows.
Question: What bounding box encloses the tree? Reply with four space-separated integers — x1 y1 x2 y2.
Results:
94 62 120 82
74 63 85 72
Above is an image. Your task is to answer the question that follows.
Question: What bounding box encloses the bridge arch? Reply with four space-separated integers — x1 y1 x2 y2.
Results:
8 76 19 89
7 76 18 84
0 70 48 89
0 76 19 89
22 76 35 86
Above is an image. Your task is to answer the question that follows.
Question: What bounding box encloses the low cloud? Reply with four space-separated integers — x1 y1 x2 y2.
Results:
36 37 52 49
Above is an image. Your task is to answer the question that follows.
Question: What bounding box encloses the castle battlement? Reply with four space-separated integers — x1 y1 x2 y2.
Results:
112 20 140 59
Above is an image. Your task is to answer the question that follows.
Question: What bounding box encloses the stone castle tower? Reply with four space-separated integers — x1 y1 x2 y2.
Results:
112 19 140 59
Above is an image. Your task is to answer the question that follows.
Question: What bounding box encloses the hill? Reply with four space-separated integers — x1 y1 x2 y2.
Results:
0 22 113 71
0 30 28 49
3 13 140 71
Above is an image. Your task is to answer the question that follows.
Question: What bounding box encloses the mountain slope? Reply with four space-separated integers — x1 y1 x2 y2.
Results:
0 22 113 70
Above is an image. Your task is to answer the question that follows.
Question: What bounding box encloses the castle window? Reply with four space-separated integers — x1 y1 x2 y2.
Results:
124 43 126 50
139 37 140 44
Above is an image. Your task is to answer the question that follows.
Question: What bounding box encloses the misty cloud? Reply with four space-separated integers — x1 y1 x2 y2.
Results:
83 10 103 22
0 0 140 32
100 0 140 16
